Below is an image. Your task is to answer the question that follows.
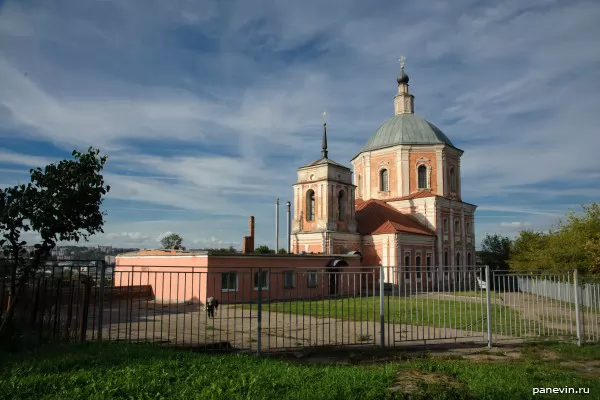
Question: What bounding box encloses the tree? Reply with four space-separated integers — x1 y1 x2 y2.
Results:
277 248 287 254
0 148 110 339
478 234 512 271
160 233 184 250
254 245 275 254
510 202 600 275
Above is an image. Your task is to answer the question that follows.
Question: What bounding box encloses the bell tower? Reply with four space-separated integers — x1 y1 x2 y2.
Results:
291 113 360 254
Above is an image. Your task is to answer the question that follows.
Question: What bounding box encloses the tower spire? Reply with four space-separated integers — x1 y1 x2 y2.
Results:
394 56 414 115
321 111 328 159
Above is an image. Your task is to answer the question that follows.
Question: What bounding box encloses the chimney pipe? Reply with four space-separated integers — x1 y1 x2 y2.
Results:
249 216 255 238
275 198 280 253
286 201 291 253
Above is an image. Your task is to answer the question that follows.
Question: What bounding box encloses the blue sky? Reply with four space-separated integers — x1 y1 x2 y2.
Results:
1 0 599 250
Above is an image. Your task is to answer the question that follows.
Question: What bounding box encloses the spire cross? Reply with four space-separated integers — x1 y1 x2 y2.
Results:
321 111 328 159
399 56 405 70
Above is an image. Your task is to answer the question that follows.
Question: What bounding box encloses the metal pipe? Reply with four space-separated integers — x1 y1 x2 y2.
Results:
485 265 493 348
574 269 582 346
286 201 291 253
276 198 280 253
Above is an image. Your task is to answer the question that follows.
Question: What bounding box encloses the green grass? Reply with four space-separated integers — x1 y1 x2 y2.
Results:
1 342 599 399
245 296 523 335
0 343 397 400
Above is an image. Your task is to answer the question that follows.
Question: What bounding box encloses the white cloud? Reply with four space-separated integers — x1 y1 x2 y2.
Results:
0 0 599 250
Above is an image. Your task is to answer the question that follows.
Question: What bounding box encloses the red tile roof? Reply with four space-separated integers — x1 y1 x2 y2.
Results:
355 199 436 236
384 191 437 202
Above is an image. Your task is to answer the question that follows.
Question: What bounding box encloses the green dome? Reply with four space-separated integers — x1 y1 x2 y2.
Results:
360 113 454 153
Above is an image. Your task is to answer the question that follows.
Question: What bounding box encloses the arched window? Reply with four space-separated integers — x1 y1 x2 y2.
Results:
443 218 448 232
306 190 315 221
449 167 456 192
455 252 461 266
467 252 472 266
337 190 345 221
417 165 427 189
404 253 411 279
444 250 448 266
379 169 389 192
416 255 422 278
454 220 460 234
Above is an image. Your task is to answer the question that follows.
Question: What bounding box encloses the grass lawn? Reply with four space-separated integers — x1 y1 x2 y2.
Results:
242 296 524 335
1 342 599 399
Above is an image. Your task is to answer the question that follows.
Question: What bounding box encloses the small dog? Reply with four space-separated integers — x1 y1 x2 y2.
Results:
205 297 219 319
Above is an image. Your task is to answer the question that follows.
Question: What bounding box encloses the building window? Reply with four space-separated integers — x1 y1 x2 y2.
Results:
357 174 362 197
416 255 422 279
417 165 428 189
454 220 460 234
455 252 461 266
221 272 238 292
426 254 432 278
449 167 456 192
466 222 471 234
379 169 389 192
404 253 411 279
443 218 448 233
283 271 295 289
306 190 315 221
337 190 346 221
307 271 318 288
253 271 269 290
467 252 472 267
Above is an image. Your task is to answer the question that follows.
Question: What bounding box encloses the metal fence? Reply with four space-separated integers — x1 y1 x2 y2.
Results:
1 262 599 352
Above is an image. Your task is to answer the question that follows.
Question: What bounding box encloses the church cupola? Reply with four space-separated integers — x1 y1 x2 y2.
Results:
394 56 415 115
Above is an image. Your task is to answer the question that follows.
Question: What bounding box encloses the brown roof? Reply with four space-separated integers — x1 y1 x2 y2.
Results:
384 191 437 202
355 199 436 236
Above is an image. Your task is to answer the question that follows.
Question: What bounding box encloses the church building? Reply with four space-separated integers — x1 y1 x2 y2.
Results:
291 61 477 284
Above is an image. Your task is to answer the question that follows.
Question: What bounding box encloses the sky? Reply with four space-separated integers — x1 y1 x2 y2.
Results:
1 0 599 251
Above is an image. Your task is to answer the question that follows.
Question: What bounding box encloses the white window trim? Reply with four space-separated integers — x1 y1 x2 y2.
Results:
253 271 269 290
425 253 433 280
221 272 238 292
283 271 296 289
404 251 411 280
416 163 430 190
378 167 390 192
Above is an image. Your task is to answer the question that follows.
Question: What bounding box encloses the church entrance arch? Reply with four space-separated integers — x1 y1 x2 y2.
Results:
326 259 348 295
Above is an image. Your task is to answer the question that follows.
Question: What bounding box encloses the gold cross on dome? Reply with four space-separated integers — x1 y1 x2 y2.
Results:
399 56 405 70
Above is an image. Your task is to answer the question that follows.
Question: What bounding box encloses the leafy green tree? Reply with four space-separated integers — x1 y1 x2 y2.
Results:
277 248 287 254
510 202 600 275
478 234 512 271
160 233 184 250
200 246 238 254
0 148 110 339
254 245 275 254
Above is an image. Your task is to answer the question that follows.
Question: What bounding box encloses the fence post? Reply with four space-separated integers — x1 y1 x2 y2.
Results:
257 268 262 355
79 275 92 344
485 265 493 348
573 269 582 346
97 260 106 341
379 266 385 348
